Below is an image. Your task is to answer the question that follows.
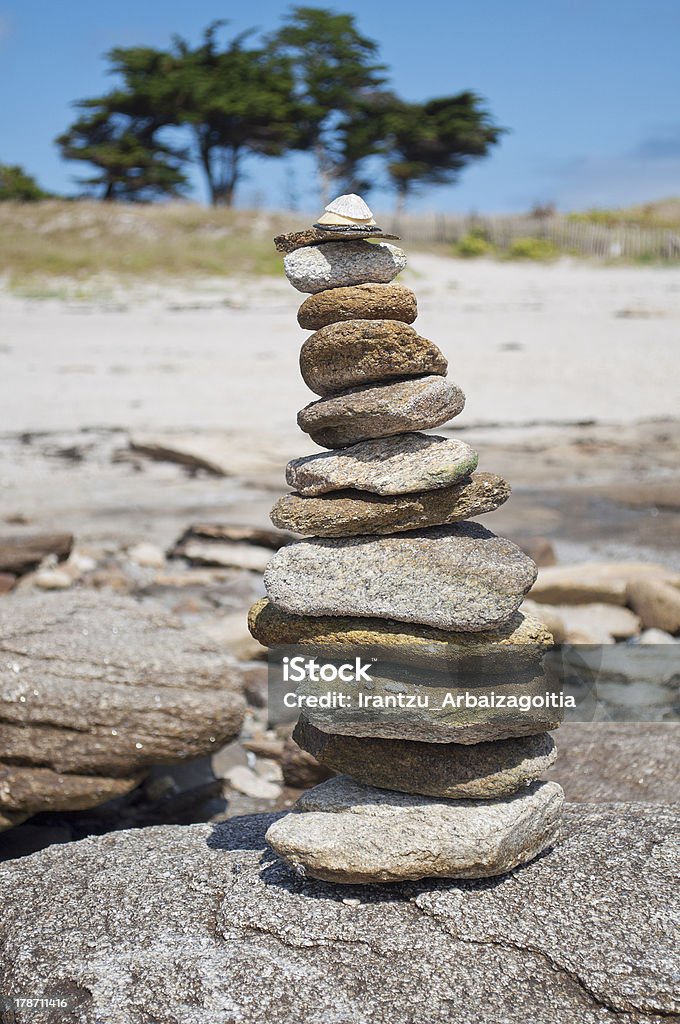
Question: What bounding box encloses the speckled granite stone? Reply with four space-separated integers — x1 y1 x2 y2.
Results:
297 376 465 448
263 522 538 630
300 320 447 395
293 719 557 800
266 777 564 883
271 472 508 536
285 432 479 496
284 241 407 294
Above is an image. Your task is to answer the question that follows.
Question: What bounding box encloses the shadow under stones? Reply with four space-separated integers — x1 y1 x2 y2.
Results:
208 815 554 905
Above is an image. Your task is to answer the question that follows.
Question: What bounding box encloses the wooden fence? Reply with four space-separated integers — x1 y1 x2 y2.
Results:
376 212 680 260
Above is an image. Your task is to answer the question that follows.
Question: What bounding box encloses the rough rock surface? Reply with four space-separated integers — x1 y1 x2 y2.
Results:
294 718 557 799
263 523 538 630
274 227 399 253
627 578 680 633
249 600 552 672
0 591 245 827
286 432 479 497
297 282 417 329
284 240 407 293
547 722 680 802
0 803 676 1023
271 472 508 537
300 320 446 395
266 777 564 883
298 376 466 448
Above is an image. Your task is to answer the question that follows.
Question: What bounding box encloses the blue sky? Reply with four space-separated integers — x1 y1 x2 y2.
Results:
1 0 679 212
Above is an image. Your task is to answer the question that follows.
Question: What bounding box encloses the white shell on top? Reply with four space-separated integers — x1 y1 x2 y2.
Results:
324 194 374 221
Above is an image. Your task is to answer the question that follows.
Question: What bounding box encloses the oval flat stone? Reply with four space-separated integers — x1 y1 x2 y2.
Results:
284 241 407 294
271 472 508 537
248 599 553 673
286 433 479 496
300 320 447 396
297 283 417 329
263 523 538 630
293 662 561 744
294 719 557 800
298 377 465 449
275 228 399 254
265 777 564 883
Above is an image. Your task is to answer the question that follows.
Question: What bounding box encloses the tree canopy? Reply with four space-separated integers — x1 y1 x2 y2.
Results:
55 7 504 208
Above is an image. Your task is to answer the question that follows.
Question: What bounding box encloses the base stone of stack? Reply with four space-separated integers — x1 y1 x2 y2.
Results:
284 241 407 293
265 776 564 884
297 282 417 329
294 718 557 799
263 523 538 630
271 471 509 536
298 375 465 448
286 432 479 497
300 320 447 395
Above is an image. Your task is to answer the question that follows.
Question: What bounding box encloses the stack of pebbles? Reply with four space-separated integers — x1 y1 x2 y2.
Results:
249 195 564 884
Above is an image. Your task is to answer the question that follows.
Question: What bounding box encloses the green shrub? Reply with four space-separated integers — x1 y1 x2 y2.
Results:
456 233 493 258
506 236 560 261
0 164 51 201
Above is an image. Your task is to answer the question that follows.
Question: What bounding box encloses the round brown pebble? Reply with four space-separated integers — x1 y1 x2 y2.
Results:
298 283 417 330
300 320 446 396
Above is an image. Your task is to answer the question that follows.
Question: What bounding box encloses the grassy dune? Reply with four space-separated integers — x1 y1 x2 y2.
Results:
2 197 679 292
0 201 290 289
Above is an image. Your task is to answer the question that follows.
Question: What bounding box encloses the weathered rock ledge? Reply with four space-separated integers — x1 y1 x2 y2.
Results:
0 802 676 1023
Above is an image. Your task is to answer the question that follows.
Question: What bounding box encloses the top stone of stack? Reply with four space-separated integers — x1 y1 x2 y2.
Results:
274 193 400 253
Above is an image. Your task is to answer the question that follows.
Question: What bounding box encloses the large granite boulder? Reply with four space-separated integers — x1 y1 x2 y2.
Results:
0 804 676 1022
0 591 245 829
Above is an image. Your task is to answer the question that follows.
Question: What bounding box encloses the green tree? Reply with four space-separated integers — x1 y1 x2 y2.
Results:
268 6 387 202
385 93 505 214
0 164 51 201
57 47 188 200
171 22 303 206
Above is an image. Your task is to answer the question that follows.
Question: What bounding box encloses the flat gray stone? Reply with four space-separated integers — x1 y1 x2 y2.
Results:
274 227 399 253
293 663 560 744
286 432 479 496
0 804 676 1022
300 320 447 395
248 599 553 674
271 471 508 537
264 523 538 630
297 282 417 329
294 718 557 799
284 240 407 293
266 777 564 883
298 377 466 448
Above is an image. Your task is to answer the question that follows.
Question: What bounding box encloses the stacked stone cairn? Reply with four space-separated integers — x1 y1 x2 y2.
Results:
249 195 564 884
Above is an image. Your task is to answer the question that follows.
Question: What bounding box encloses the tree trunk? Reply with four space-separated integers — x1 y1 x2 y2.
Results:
315 141 333 207
195 129 218 206
394 185 409 228
212 147 240 207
